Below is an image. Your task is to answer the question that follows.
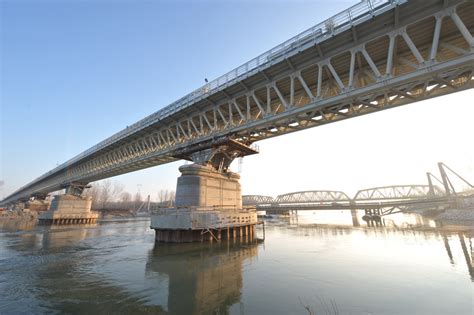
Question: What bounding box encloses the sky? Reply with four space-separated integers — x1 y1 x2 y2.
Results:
1 0 473 201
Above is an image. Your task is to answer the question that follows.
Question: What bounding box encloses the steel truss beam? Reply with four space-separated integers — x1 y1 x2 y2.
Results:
2 0 474 205
243 184 445 206
242 195 275 206
276 190 351 204
354 185 446 201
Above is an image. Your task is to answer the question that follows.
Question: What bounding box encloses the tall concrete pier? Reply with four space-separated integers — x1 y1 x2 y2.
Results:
151 140 258 242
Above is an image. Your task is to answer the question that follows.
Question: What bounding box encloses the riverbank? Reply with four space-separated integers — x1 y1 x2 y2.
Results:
435 208 474 221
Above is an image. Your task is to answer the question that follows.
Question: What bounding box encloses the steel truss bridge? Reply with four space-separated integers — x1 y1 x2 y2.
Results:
243 162 474 213
243 185 451 213
2 0 474 205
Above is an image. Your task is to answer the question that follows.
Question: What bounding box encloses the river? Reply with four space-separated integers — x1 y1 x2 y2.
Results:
0 211 472 314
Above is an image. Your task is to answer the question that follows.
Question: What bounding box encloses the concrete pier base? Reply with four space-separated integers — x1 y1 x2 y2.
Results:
154 224 257 243
151 163 257 243
38 194 99 225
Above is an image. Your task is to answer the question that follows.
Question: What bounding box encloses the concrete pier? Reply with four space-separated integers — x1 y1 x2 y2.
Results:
26 199 50 212
153 224 257 242
38 194 99 225
151 163 257 243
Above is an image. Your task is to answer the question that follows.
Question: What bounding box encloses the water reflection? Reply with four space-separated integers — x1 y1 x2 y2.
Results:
443 232 474 281
1 213 472 314
282 208 450 231
459 233 474 281
146 239 260 314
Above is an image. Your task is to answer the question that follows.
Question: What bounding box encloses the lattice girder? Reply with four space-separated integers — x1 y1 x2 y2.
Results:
2 0 473 205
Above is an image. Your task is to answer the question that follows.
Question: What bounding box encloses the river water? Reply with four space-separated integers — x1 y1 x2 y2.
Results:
0 211 472 314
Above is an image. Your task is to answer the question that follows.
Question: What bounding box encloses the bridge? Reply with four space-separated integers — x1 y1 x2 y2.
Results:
2 0 473 241
243 185 450 213
243 163 474 214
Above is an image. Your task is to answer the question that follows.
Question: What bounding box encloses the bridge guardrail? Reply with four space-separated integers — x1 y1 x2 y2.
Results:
150 205 256 215
14 0 407 196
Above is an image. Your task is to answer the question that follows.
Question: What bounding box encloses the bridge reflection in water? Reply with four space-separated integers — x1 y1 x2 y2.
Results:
146 239 260 314
442 231 474 281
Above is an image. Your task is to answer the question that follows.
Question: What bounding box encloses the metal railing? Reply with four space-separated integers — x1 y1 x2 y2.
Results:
150 205 257 230
150 204 256 214
9 0 405 195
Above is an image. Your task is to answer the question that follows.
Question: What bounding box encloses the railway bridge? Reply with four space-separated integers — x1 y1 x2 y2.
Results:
2 0 473 241
243 185 451 214
243 163 474 214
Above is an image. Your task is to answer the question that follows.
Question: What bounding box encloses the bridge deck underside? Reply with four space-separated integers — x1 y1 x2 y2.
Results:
3 0 473 205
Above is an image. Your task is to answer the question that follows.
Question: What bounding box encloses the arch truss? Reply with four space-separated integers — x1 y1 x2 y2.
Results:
354 185 445 201
275 190 351 204
242 195 275 206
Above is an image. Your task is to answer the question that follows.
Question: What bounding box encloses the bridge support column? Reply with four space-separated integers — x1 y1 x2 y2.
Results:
25 194 50 213
151 139 259 243
38 184 98 225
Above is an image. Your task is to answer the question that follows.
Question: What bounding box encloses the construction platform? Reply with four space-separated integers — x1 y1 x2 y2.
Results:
151 206 257 242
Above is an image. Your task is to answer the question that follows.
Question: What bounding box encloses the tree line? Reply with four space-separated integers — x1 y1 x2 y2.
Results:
82 180 175 210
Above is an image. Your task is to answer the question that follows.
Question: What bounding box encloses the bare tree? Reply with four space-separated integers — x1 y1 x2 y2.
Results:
98 180 125 209
111 182 124 201
168 190 176 206
84 184 102 209
117 191 132 209
99 180 112 209
157 189 168 203
157 189 175 206
120 191 132 203
133 191 142 209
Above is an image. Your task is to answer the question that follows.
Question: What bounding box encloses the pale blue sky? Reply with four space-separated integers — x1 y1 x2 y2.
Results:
1 0 473 200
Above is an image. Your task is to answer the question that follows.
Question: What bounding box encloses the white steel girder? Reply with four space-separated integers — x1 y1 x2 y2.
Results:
2 0 473 205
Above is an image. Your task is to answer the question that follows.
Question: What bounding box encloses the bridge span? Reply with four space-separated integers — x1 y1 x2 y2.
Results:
243 162 474 214
243 185 453 213
2 0 473 241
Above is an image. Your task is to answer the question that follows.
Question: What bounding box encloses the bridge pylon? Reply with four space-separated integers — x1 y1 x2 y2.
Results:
150 139 259 242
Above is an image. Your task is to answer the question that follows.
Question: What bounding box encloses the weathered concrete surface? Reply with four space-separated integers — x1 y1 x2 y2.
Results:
151 208 257 230
151 163 257 242
39 194 99 224
26 199 50 212
175 164 242 208
153 223 257 242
